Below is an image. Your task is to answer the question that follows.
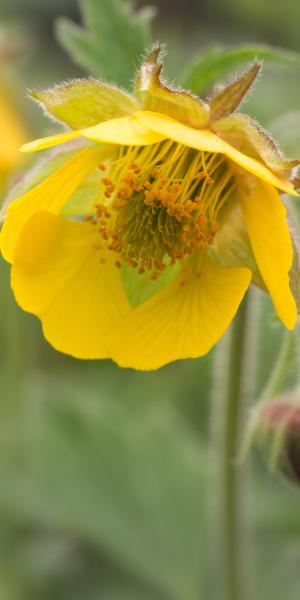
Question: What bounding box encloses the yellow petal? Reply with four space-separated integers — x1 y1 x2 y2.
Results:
20 129 80 152
11 211 131 359
21 114 166 153
239 180 297 329
1 147 102 263
0 89 26 166
136 111 297 196
110 255 251 370
79 114 166 146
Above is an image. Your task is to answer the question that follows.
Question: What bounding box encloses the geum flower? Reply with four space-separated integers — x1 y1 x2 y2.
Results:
0 44 26 190
1 45 299 370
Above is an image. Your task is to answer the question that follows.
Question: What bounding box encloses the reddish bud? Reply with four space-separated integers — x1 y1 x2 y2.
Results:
259 397 300 485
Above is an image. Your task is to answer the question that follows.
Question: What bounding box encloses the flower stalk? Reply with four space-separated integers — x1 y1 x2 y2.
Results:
260 329 295 402
214 294 250 600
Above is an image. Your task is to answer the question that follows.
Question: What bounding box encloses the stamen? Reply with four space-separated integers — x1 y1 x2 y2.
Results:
88 140 235 276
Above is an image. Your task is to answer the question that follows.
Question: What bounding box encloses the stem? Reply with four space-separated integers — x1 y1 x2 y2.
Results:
295 328 300 390
212 295 250 600
260 330 294 401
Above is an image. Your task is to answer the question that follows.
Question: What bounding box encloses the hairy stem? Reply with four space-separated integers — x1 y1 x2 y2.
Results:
260 329 295 402
211 295 250 600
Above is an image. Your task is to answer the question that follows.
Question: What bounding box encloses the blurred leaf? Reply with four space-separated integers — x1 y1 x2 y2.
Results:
56 0 154 89
0 388 205 600
0 527 164 600
181 45 300 95
249 468 300 600
268 112 300 156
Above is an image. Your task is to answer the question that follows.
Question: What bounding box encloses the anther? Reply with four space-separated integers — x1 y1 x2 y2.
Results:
92 140 234 275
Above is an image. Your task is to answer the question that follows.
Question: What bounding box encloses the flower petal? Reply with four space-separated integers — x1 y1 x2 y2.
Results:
1 147 102 262
21 114 166 153
20 129 81 152
11 211 130 359
79 114 166 145
210 200 265 290
136 111 297 195
239 180 297 329
0 88 26 166
110 255 251 370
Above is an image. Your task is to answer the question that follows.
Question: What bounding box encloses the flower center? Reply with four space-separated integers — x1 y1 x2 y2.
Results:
88 140 235 275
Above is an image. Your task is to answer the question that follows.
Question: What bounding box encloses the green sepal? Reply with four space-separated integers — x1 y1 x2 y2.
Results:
209 200 265 290
61 167 101 217
209 62 261 122
136 44 209 128
213 113 300 176
121 260 180 309
29 79 139 129
61 145 118 216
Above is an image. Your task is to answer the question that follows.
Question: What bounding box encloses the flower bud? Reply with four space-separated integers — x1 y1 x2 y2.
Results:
257 397 300 486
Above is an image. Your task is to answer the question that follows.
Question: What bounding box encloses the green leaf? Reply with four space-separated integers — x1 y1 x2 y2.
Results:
181 45 300 95
0 387 205 600
56 0 154 89
268 112 300 157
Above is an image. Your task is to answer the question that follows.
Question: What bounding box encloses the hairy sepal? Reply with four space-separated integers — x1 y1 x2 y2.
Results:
29 79 139 129
213 113 300 177
209 62 261 122
136 45 209 128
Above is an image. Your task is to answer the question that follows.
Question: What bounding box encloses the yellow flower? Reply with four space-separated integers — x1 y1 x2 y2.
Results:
0 37 27 189
1 46 299 370
0 83 26 192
